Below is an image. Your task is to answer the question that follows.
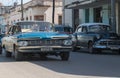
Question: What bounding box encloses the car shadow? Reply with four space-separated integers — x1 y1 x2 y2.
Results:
0 52 120 77
30 52 120 78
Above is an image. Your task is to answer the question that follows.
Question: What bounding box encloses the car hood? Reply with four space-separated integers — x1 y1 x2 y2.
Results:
15 32 70 39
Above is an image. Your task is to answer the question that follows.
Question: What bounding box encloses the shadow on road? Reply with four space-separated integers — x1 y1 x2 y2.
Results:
30 52 120 78
0 52 120 78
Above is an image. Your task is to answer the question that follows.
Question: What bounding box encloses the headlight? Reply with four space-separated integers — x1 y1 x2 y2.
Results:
63 40 72 46
18 41 28 46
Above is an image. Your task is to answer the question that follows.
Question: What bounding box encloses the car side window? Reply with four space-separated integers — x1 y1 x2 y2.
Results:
77 26 82 32
82 26 87 33
13 26 21 34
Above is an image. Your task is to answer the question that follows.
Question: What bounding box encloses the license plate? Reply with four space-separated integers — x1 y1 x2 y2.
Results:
41 47 53 51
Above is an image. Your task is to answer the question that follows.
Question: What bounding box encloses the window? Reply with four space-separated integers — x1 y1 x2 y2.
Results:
30 16 32 20
82 26 87 33
58 15 62 24
77 26 82 32
34 15 44 21
26 17 28 20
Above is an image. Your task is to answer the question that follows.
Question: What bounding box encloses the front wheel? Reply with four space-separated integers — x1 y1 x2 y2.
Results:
118 49 120 55
39 53 47 60
14 47 23 61
0 46 2 54
88 41 95 54
2 47 12 57
60 52 70 61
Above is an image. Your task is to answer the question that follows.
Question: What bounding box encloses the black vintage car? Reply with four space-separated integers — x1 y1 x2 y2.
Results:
72 23 120 54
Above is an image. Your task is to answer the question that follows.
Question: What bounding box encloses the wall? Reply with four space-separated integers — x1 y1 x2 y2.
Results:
4 0 62 25
116 2 120 35
63 0 83 27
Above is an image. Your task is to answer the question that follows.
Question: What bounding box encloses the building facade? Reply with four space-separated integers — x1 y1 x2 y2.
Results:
3 0 62 25
63 0 120 35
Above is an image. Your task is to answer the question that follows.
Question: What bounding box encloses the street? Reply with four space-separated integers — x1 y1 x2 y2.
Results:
0 51 120 78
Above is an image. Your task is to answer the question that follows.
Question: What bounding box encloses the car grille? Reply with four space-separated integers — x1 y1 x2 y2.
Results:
100 40 120 45
27 39 63 46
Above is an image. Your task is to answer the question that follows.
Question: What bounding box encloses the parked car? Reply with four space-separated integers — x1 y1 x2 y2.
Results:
54 24 73 34
0 34 4 54
1 21 72 61
72 23 120 54
0 24 6 54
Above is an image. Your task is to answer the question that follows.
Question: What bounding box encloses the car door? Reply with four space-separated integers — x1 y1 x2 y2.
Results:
76 26 89 47
3 26 13 51
5 26 18 52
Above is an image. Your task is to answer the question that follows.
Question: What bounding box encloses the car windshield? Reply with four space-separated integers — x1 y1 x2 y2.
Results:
88 25 110 32
16 22 53 32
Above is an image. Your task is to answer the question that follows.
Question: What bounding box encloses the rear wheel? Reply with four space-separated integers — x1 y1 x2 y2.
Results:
60 52 70 61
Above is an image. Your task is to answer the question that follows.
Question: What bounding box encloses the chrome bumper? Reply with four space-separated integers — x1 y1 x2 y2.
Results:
17 46 72 53
93 45 120 50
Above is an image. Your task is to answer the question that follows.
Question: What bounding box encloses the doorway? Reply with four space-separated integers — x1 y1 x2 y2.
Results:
94 7 102 22
72 9 79 31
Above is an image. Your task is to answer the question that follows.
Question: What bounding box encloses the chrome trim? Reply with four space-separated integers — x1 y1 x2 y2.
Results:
27 39 64 46
18 46 72 49
18 46 72 52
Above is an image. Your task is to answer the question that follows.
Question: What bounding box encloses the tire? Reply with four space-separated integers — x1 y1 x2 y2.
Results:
14 47 23 61
3 47 12 57
118 49 120 55
88 41 95 54
60 52 70 61
0 46 2 54
72 46 77 52
96 49 102 54
39 53 47 60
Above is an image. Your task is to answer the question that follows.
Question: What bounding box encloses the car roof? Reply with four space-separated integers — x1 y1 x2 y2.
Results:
79 23 110 27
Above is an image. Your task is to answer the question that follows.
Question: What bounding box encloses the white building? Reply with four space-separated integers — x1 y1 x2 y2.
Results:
63 0 120 34
63 0 83 31
3 0 63 25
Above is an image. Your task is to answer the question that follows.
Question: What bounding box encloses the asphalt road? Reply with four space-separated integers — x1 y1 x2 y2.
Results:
0 51 120 78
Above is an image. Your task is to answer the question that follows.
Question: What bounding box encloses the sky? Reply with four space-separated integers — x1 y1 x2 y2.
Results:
0 0 31 6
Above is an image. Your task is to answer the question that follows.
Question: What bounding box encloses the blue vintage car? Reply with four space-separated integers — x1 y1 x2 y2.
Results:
1 21 72 61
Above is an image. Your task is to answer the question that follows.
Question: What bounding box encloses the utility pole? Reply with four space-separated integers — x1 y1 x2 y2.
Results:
111 0 116 33
52 0 55 24
21 0 24 21
62 0 65 24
